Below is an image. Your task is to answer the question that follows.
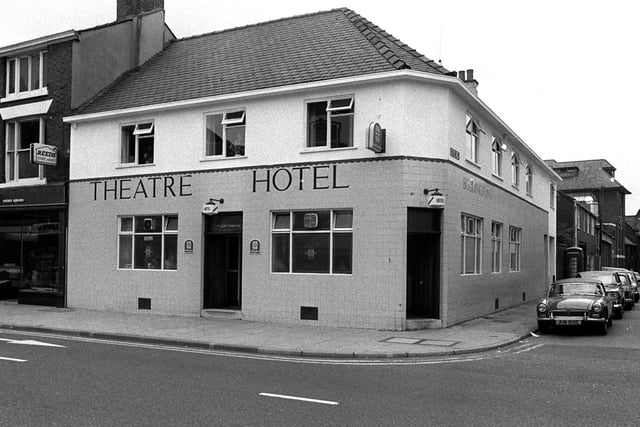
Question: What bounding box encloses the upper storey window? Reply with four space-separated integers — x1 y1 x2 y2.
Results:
4 51 47 101
121 122 154 165
205 110 246 158
307 97 354 149
491 137 503 177
4 118 44 183
511 153 521 188
465 114 481 164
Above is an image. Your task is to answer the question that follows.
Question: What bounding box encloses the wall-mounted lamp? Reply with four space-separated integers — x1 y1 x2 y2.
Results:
202 198 224 216
424 188 445 208
423 188 442 196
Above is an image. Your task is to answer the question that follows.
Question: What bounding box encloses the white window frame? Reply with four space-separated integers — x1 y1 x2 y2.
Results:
550 184 556 209
204 109 246 158
3 50 47 102
271 209 353 275
491 137 503 177
511 153 520 188
461 214 483 275
120 121 155 165
525 165 533 195
117 215 178 271
465 114 481 164
491 222 502 273
509 226 521 272
306 96 354 149
3 117 45 185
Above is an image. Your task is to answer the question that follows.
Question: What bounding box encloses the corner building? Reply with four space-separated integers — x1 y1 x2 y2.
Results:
65 9 558 329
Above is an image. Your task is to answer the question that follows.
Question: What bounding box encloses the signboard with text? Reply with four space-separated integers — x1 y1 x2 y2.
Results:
30 143 58 167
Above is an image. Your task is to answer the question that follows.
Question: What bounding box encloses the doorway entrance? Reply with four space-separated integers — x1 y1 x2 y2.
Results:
406 208 441 318
203 213 242 309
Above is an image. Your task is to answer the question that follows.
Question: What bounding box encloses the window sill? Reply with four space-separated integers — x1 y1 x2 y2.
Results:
511 185 520 191
465 159 481 169
460 273 482 276
0 178 46 188
200 155 247 163
116 163 156 170
301 146 357 154
491 173 504 181
1 88 49 103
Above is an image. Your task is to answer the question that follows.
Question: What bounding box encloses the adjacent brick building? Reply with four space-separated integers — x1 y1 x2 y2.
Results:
0 0 173 305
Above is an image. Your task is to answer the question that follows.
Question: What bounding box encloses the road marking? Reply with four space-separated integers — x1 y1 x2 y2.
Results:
513 343 544 354
0 338 65 348
259 393 339 406
0 356 27 363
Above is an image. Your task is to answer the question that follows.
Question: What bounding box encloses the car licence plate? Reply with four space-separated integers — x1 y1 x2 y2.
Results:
555 318 582 326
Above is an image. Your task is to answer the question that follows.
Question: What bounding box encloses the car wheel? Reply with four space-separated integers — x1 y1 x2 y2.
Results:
537 323 549 334
616 308 623 319
607 312 613 327
599 320 608 335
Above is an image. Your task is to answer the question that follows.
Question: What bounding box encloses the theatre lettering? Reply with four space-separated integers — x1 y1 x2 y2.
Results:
90 174 193 201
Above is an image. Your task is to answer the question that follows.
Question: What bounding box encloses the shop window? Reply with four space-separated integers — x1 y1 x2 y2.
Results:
509 226 521 272
461 214 482 275
271 209 352 274
4 118 44 183
205 110 246 157
491 222 502 273
465 114 480 164
307 97 354 149
4 50 47 100
118 215 178 270
491 137 503 177
120 122 154 165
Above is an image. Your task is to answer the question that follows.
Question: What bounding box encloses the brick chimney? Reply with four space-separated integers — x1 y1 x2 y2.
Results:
459 69 479 96
117 0 164 21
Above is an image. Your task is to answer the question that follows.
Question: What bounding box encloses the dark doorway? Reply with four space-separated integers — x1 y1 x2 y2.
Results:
406 208 441 318
203 213 242 309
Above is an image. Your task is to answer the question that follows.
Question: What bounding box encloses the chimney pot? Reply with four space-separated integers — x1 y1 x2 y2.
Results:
457 70 466 81
466 69 474 81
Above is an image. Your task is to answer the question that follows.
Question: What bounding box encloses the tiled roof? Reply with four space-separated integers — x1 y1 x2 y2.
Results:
76 8 450 115
545 159 631 194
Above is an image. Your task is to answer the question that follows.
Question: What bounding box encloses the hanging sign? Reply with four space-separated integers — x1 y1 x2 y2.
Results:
30 143 58 166
366 122 386 153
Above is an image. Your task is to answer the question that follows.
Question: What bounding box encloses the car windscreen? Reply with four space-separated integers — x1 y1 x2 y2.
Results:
549 283 602 296
577 273 616 285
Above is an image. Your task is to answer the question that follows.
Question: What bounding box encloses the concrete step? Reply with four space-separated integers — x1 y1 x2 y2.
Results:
200 309 242 320
406 318 442 330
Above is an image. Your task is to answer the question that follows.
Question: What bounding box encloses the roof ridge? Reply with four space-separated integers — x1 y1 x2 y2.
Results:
171 8 348 44
341 8 450 74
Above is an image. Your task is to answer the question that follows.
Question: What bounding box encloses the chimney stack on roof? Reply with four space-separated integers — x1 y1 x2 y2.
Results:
117 0 164 21
459 68 478 96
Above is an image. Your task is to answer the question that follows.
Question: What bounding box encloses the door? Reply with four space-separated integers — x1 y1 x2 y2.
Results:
203 213 242 309
406 208 440 318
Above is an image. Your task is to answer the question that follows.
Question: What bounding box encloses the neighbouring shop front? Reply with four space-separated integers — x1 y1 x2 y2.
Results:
0 184 66 306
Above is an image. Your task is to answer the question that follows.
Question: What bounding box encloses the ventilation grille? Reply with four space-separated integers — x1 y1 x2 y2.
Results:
138 298 151 310
300 306 318 320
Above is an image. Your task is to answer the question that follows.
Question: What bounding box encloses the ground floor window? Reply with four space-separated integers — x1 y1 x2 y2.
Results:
271 209 352 274
509 226 521 272
118 215 178 270
461 214 482 275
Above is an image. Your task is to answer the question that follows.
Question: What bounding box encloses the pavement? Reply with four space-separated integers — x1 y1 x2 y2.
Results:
0 299 539 358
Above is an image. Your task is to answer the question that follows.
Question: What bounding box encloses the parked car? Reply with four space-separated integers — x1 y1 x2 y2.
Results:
602 267 640 303
577 270 633 311
536 278 613 335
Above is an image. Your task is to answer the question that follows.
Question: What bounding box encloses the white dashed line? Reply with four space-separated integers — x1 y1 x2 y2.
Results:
0 356 27 362
259 392 339 406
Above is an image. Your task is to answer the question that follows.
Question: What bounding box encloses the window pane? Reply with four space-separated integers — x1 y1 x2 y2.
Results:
330 113 353 148
20 120 40 148
42 52 47 86
6 122 16 151
120 217 133 232
121 126 135 163
334 211 353 229
31 54 40 89
222 110 245 124
134 235 161 269
273 213 290 229
464 237 476 274
139 136 154 164
292 233 330 273
19 57 28 91
8 152 15 180
18 151 39 179
135 216 162 232
307 102 327 147
272 234 290 272
118 235 133 268
164 235 177 270
327 98 353 111
293 211 330 230
226 125 245 156
165 216 178 231
206 114 223 156
8 59 16 93
133 122 154 135
333 233 352 274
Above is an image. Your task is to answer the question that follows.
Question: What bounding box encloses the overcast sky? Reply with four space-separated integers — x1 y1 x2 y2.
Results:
2 0 639 214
